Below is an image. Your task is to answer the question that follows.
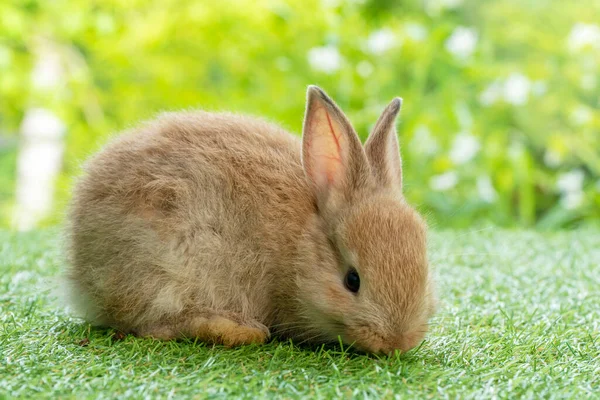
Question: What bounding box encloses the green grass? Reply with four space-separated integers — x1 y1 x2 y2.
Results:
1 229 599 399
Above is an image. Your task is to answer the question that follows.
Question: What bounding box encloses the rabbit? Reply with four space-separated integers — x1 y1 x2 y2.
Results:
65 85 436 354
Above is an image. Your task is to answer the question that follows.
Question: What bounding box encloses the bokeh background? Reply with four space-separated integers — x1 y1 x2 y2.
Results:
0 0 598 230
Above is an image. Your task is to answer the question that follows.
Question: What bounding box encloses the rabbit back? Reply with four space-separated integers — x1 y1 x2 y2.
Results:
66 111 314 332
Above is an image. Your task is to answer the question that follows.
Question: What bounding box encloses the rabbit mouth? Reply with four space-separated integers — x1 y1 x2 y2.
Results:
341 324 384 352
345 324 427 354
320 319 347 342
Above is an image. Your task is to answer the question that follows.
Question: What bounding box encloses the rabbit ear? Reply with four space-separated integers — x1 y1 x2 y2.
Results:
364 98 403 192
302 86 370 209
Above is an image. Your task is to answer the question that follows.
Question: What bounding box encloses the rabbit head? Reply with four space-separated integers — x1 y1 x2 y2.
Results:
295 86 436 354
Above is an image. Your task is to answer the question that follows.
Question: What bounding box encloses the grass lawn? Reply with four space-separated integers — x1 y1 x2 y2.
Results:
1 229 599 399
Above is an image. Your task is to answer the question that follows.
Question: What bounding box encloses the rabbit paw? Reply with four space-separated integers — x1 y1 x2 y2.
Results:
191 315 270 347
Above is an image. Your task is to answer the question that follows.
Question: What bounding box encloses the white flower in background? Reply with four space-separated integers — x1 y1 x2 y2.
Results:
410 124 439 155
356 60 374 78
32 50 63 90
307 46 342 74
556 169 586 210
560 191 584 210
570 106 593 126
366 29 397 55
479 80 503 106
544 149 563 168
557 169 584 194
454 102 473 129
556 168 585 209
429 171 458 191
567 23 600 51
477 175 497 203
450 132 480 164
503 73 531 106
481 74 537 106
445 26 478 60
531 80 547 96
405 23 428 41
581 73 597 90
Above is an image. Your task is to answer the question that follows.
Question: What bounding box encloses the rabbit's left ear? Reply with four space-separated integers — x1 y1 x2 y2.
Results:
301 86 370 210
364 98 403 192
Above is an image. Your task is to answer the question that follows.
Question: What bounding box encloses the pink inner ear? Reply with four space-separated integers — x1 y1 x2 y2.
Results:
324 112 343 168
306 104 347 190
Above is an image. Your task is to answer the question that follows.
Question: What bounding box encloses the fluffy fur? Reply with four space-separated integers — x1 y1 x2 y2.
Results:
65 86 436 353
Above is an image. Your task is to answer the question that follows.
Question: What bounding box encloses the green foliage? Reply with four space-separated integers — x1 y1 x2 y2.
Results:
2 229 599 397
0 0 599 228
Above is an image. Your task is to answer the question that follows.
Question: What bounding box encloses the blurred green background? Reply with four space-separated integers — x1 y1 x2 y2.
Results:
0 0 598 230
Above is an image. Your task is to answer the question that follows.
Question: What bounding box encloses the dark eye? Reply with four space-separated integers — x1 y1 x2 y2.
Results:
344 267 360 293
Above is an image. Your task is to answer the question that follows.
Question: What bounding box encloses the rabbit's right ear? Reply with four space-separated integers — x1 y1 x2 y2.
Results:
364 98 403 192
301 86 369 211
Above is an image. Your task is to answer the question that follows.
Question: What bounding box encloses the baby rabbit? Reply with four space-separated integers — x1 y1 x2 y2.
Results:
66 86 436 354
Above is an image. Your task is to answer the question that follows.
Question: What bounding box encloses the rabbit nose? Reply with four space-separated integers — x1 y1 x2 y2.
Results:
380 331 425 354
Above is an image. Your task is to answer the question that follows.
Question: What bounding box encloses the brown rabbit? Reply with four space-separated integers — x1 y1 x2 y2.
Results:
66 86 436 354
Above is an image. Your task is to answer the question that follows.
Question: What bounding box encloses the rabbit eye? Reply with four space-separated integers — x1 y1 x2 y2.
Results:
344 268 360 293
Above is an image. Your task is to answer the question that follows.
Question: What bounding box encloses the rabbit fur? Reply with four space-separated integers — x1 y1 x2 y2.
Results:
65 86 436 353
